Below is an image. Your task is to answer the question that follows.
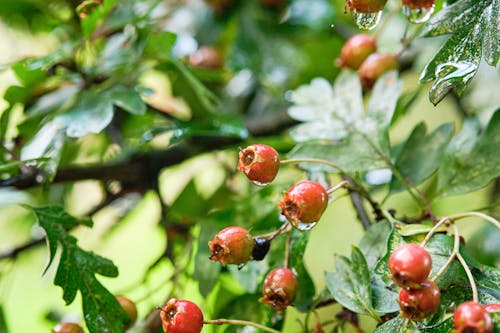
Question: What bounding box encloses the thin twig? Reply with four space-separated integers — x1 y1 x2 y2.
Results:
327 180 349 195
204 319 281 333
431 224 459 282
456 251 478 303
421 217 450 247
447 211 500 229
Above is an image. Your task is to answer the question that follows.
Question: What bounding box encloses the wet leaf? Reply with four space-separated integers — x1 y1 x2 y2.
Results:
420 0 499 104
289 230 315 312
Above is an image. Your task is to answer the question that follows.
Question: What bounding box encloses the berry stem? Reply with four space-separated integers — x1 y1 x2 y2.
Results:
420 217 450 247
431 224 460 282
446 211 500 229
327 180 349 194
257 221 291 240
456 250 479 303
204 318 281 333
284 231 292 268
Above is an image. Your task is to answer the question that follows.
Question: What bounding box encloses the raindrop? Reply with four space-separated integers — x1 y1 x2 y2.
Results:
402 5 435 24
291 220 317 231
251 180 270 186
351 10 382 31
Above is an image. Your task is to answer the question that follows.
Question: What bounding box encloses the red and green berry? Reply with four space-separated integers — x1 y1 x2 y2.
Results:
337 34 377 70
160 299 204 333
454 302 493 333
279 180 328 227
388 243 432 290
398 280 441 321
261 267 298 311
209 226 254 265
238 144 280 185
358 53 398 90
116 295 138 327
52 323 84 333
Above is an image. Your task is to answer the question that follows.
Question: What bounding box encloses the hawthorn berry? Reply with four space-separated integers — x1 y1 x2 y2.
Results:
454 302 493 333
279 180 328 228
52 323 84 333
358 53 398 90
116 295 138 327
261 267 298 311
160 299 204 333
238 144 280 185
402 0 434 9
398 280 440 321
346 0 387 13
485 303 500 313
209 226 254 265
337 34 377 70
188 46 223 69
388 243 432 290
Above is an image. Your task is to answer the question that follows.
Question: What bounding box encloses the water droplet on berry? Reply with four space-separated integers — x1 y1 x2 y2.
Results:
251 180 270 186
351 10 382 31
402 5 434 23
292 221 317 231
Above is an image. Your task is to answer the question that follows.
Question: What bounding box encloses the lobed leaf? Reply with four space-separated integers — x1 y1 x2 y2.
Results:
289 230 315 312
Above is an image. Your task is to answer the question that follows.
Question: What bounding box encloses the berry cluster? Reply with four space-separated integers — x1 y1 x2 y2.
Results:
208 144 336 312
337 34 398 90
388 243 440 321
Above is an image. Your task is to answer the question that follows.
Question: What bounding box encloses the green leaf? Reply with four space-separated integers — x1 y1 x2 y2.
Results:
31 205 128 333
468 223 500 267
420 0 499 104
0 305 8 333
358 220 392 269
107 85 146 115
419 318 454 333
57 90 114 138
144 31 177 61
288 135 386 173
390 122 454 192
371 276 399 313
374 226 404 284
80 0 118 37
194 223 221 297
372 316 409 333
288 229 315 312
326 246 377 318
437 110 500 197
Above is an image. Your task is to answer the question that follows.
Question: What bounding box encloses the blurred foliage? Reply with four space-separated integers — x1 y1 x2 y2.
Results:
0 0 498 332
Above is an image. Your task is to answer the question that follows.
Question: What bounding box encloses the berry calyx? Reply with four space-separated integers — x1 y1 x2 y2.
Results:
454 302 493 333
238 144 280 185
160 299 204 333
358 53 398 90
402 0 434 9
485 303 500 313
261 267 298 311
398 280 440 321
279 180 328 227
209 226 254 265
252 237 271 261
52 323 84 333
117 295 138 327
188 46 223 69
346 0 388 13
337 34 377 70
388 243 432 290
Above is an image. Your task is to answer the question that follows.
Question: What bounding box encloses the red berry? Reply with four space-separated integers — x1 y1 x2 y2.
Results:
261 267 298 311
160 299 204 333
337 34 377 70
402 0 434 9
388 243 432 290
398 280 440 321
238 144 280 185
454 302 493 333
358 53 398 90
279 181 328 227
346 0 388 12
188 46 223 69
485 303 500 313
52 323 84 333
117 295 138 326
209 226 254 265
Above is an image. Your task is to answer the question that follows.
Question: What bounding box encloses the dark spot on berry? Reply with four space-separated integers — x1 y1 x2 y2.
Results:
252 238 271 261
241 149 255 166
462 328 478 333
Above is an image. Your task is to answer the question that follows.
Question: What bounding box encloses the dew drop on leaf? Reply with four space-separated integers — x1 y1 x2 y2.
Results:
402 5 435 24
292 221 317 231
351 10 382 31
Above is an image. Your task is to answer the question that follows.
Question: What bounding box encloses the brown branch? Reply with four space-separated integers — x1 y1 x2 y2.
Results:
342 175 372 230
